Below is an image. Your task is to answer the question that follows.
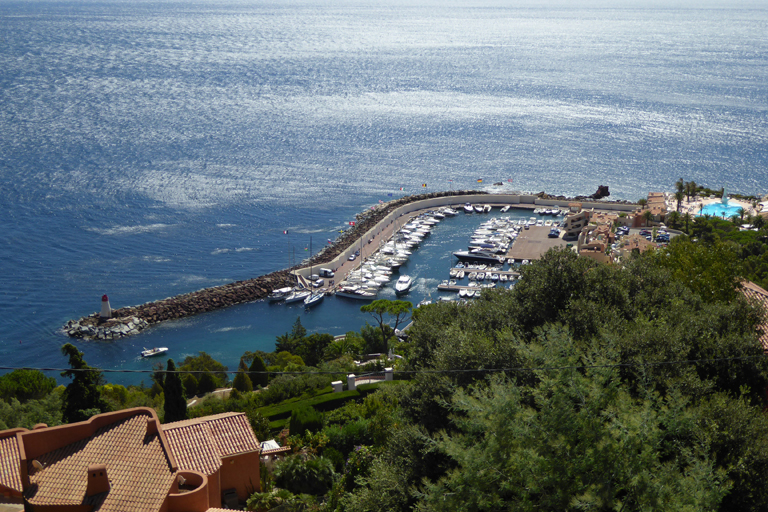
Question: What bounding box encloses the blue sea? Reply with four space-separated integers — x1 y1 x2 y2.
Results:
1 0 767 385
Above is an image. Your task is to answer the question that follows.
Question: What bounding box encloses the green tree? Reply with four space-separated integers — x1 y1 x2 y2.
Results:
686 180 697 202
163 359 187 423
642 209 653 227
675 190 684 211
182 374 198 398
360 299 412 347
0 369 57 402
233 359 253 393
179 352 228 387
248 354 269 388
276 316 307 354
666 210 681 229
197 372 218 395
290 405 324 437
60 343 107 424
274 455 335 496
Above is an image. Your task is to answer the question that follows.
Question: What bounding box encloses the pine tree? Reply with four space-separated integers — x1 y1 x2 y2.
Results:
248 354 269 388
162 359 187 423
60 343 107 424
233 359 253 393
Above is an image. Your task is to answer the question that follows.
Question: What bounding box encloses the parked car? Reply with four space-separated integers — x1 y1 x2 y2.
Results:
348 253 357 261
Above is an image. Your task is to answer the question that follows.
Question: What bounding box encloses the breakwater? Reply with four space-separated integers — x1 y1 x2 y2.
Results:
63 190 487 340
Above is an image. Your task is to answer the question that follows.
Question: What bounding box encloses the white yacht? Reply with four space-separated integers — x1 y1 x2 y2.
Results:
284 289 311 304
464 203 474 214
267 287 294 303
395 275 413 295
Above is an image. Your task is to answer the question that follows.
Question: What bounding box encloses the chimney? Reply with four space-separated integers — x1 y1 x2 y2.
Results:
86 464 110 496
100 295 111 318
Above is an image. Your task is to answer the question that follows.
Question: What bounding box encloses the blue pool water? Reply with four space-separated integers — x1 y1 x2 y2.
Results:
699 202 745 218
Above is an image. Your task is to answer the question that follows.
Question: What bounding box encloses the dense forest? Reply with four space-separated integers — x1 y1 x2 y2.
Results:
3 201 768 511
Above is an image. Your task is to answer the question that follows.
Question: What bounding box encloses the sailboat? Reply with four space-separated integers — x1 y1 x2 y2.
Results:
304 236 325 308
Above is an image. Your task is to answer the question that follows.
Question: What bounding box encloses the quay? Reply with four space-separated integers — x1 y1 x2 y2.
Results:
65 190 638 340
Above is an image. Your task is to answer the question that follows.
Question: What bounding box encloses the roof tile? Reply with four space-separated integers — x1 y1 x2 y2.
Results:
0 433 23 493
163 413 260 476
25 412 175 512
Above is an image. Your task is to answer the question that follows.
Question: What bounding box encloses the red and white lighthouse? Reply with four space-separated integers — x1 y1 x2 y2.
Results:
100 294 112 318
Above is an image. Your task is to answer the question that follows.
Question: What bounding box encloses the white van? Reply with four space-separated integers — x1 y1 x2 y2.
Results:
319 268 335 278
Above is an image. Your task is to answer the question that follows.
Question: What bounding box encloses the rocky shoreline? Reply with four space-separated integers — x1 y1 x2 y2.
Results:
64 188 628 340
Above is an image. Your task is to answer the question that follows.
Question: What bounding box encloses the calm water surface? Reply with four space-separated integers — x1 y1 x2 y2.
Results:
1 0 766 383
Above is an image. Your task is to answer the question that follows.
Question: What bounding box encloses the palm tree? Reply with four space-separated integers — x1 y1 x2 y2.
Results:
666 211 681 229
642 210 653 227
676 178 685 195
675 191 684 212
637 198 647 207
682 212 692 233
686 180 697 202
752 214 765 231
739 207 746 222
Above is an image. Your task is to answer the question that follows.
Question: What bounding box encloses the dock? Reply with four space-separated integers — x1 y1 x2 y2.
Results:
504 225 568 261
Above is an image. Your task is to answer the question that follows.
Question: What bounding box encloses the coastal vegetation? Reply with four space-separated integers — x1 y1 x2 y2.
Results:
4 191 768 510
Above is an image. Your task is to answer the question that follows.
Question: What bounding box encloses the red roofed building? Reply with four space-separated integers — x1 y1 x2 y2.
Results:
0 428 25 501
0 407 261 512
163 412 262 507
740 281 768 352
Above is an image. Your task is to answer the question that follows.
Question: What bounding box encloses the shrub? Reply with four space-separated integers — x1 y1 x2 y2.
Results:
182 374 198 398
274 455 335 496
289 405 323 437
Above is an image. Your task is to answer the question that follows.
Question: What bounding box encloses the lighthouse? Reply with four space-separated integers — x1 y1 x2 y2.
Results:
100 294 112 319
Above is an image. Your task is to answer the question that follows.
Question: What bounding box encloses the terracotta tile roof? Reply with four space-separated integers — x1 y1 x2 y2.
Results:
163 422 221 476
25 412 175 512
740 281 768 351
163 413 260 476
0 431 23 493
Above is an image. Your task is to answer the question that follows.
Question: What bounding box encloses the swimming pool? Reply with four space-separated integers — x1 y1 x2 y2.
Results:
698 202 744 218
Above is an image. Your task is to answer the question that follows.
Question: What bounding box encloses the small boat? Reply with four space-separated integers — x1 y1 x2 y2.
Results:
483 204 492 213
303 291 325 308
395 275 413 295
464 203 474 214
284 289 311 304
268 287 294 303
500 205 510 213
443 207 459 216
336 285 377 300
459 288 469 298
141 347 168 358
474 205 484 213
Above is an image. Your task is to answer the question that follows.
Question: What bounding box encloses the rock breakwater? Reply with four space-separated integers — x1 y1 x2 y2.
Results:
64 190 482 340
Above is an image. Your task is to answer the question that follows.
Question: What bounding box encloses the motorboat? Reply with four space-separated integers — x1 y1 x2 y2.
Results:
395 275 413 295
483 204 492 213
141 347 168 358
464 203 474 214
336 285 377 300
500 205 510 213
303 291 325 308
267 287 294 303
474 205 484 213
453 250 505 264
